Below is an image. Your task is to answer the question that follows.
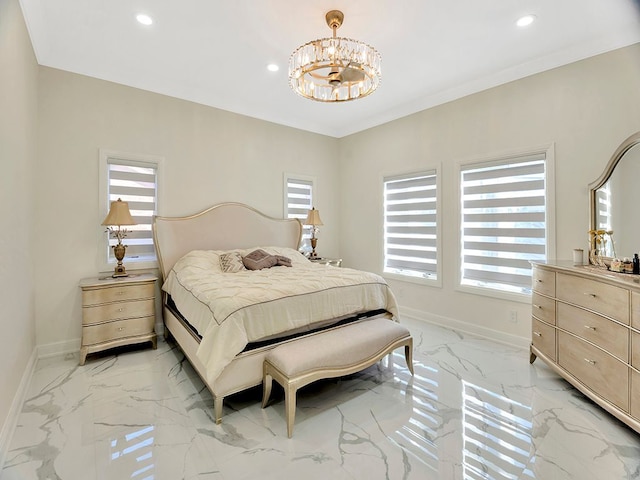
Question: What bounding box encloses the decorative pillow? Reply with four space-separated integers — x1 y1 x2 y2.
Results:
242 249 278 270
275 255 292 267
219 252 247 273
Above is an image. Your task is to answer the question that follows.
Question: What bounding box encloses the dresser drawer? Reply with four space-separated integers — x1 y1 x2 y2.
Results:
558 331 629 411
532 267 555 297
556 273 629 324
632 331 640 369
532 318 556 361
532 293 556 325
631 370 640 420
82 282 155 306
82 316 155 346
632 291 640 330
557 303 629 361
82 299 154 325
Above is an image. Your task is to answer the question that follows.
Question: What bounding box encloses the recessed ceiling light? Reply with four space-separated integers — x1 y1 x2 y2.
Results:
516 14 536 27
267 64 279 72
136 14 153 26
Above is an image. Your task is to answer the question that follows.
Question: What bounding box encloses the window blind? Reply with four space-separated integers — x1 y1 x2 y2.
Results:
107 160 158 262
286 177 313 241
460 154 546 293
384 171 438 279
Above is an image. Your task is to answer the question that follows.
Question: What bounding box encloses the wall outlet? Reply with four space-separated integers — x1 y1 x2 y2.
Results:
509 310 518 323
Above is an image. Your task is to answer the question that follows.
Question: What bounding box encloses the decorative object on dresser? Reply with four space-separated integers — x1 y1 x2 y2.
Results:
79 273 157 365
304 207 323 258
102 198 137 277
530 261 640 433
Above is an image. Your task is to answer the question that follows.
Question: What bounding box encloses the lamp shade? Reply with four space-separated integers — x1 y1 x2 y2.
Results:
102 198 136 226
305 207 323 226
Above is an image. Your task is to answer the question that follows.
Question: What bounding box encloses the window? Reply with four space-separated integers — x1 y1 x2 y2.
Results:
284 173 315 252
99 150 163 271
459 149 553 296
383 170 439 282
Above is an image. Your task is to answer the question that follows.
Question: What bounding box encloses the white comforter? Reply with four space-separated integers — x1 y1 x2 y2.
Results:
162 247 398 384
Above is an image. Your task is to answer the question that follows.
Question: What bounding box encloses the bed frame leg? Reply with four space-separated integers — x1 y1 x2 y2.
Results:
214 396 224 424
262 372 273 408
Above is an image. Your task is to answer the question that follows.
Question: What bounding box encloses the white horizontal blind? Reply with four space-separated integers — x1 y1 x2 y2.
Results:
286 177 313 241
384 171 438 279
107 159 158 262
460 153 546 294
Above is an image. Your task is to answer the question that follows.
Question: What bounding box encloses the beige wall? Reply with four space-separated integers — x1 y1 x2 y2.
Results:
35 67 340 348
0 0 38 442
338 43 640 340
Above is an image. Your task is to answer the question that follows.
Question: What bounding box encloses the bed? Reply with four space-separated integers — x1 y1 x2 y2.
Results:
153 202 398 423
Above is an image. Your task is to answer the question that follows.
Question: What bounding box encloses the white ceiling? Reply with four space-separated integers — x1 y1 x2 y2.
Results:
19 0 640 138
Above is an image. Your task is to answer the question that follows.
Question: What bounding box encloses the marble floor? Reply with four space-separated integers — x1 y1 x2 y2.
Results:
2 317 640 480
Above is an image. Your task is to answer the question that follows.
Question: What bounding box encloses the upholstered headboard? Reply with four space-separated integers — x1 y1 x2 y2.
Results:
153 202 302 282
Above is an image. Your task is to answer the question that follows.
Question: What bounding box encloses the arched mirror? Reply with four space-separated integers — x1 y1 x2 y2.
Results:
589 131 640 264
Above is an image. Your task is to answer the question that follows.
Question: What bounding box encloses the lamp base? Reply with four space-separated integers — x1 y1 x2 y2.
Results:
112 265 129 278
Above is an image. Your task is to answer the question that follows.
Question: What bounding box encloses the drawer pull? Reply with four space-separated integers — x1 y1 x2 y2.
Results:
583 292 597 298
584 358 596 365
536 279 543 283
533 304 542 309
118 308 124 312
117 291 124 296
584 325 596 331
117 327 125 331
533 331 542 337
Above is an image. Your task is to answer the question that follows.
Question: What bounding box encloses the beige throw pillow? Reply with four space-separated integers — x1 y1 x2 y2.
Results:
219 252 247 273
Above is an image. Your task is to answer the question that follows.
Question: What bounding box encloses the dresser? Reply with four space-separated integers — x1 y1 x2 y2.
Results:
79 273 157 365
530 261 640 432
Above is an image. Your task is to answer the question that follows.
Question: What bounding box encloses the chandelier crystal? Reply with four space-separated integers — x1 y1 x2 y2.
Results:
289 10 381 102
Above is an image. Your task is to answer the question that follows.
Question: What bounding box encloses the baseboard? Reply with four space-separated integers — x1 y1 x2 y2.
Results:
37 338 81 359
400 306 530 350
0 346 37 472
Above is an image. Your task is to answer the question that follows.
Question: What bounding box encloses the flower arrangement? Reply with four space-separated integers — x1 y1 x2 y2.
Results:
588 229 614 266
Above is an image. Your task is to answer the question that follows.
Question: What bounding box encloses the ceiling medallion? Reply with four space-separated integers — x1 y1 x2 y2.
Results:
289 10 382 102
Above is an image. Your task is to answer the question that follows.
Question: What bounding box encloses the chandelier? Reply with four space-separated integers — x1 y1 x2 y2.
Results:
289 10 381 102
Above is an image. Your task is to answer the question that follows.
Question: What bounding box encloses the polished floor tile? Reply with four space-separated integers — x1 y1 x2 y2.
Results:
2 317 640 479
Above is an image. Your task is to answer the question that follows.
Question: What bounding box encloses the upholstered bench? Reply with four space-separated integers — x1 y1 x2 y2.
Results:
261 317 414 437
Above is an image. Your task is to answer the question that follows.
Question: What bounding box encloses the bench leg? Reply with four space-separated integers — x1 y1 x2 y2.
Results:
405 339 414 375
262 372 273 408
285 384 297 438
214 396 224 424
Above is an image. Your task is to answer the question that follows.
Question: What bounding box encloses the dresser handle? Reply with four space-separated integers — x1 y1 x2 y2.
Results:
117 291 124 295
583 293 597 298
584 358 596 365
536 279 543 283
584 325 596 331
533 331 542 337
533 304 542 309
117 327 125 331
118 308 124 312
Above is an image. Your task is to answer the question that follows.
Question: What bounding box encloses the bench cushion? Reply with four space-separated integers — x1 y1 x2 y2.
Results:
267 318 410 377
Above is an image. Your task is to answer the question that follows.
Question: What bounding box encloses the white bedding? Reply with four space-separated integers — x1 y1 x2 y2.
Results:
162 246 398 384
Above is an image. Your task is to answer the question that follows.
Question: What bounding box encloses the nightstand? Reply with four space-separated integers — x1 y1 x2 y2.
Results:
309 257 343 267
79 273 157 365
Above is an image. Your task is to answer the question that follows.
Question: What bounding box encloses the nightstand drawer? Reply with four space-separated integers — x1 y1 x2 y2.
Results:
82 282 155 306
82 316 155 345
82 298 154 325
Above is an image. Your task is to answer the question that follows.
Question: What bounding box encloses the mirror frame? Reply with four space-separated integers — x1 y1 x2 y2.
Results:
589 130 640 263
